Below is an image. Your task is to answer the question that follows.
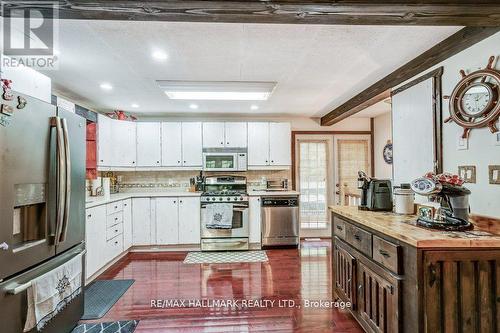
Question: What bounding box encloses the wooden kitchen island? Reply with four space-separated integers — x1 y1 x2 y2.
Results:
330 206 500 333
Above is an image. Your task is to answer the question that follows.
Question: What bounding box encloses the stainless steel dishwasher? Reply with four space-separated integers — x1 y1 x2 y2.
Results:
261 196 299 247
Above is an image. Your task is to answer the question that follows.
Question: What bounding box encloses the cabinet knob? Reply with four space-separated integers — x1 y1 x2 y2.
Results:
180 200 183 203
115 229 118 232
157 161 160 164
87 214 92 218
178 161 180 163
115 217 118 221
183 161 186 163
271 160 274 163
100 160 103 162
115 241 118 245
174 200 176 203
132 161 135 164
227 142 229 145
220 142 223 145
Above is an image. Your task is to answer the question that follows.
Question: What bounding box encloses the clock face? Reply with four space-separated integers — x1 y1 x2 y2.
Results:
461 84 491 117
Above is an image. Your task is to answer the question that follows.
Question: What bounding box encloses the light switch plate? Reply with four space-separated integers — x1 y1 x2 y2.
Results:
457 133 468 150
489 165 500 185
458 165 476 183
494 132 500 146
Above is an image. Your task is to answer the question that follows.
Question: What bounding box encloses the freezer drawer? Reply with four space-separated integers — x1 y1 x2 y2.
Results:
0 243 85 333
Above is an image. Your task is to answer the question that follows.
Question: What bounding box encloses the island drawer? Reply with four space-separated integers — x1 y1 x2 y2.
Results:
333 217 347 240
372 235 401 274
346 223 372 257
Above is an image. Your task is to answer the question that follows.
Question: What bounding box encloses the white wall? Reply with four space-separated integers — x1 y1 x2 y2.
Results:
373 112 393 179
0 60 51 103
394 32 500 217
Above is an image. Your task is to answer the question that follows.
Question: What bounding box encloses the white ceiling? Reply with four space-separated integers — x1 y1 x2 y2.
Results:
40 21 460 117
353 99 391 118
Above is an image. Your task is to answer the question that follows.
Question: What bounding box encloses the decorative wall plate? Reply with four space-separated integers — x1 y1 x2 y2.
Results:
383 141 393 164
446 56 500 138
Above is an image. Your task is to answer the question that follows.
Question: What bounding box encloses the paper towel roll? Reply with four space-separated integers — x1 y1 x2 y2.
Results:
102 177 111 200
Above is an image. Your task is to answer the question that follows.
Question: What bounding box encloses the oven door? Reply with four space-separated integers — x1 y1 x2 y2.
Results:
201 203 249 238
202 153 238 171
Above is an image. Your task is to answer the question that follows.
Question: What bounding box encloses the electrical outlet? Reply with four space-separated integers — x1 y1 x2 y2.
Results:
458 165 476 183
489 165 500 185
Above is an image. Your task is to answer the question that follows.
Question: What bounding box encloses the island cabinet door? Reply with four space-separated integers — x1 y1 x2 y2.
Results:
333 243 357 308
357 260 400 333
423 250 500 333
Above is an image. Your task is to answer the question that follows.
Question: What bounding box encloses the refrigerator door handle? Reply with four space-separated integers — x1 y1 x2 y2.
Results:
58 118 71 243
3 249 86 295
51 117 66 246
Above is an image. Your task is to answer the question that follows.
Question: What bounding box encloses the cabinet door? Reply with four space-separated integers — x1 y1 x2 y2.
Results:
132 198 151 245
178 197 200 244
122 199 132 250
202 122 225 148
161 122 183 167
333 242 357 308
181 122 202 167
155 197 179 245
357 260 400 333
249 197 261 243
85 205 107 279
269 122 291 165
136 122 161 167
97 114 113 166
225 122 247 148
247 122 270 166
112 120 137 167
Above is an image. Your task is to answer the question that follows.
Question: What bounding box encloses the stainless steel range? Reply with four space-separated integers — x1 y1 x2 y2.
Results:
201 176 249 251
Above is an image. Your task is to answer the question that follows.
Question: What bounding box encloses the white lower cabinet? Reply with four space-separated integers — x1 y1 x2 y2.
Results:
123 199 132 250
178 197 201 244
155 197 179 245
249 197 262 243
132 198 152 246
85 205 107 279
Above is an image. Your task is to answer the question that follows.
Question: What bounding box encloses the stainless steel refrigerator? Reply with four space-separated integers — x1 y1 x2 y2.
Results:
0 92 86 333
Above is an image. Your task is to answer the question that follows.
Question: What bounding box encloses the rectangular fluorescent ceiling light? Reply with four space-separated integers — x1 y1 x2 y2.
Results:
157 80 276 100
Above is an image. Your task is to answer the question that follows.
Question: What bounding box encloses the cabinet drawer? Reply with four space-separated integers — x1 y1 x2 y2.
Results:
106 201 123 215
372 235 401 274
333 217 347 240
106 211 123 228
106 234 123 261
106 223 123 241
346 223 372 257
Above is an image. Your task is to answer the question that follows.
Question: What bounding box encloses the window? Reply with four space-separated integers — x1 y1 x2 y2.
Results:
299 141 328 229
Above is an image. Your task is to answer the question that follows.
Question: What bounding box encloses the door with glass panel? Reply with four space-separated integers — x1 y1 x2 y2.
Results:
296 137 333 238
334 135 371 206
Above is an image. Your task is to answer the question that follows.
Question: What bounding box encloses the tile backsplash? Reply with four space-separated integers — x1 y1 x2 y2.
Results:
102 169 292 191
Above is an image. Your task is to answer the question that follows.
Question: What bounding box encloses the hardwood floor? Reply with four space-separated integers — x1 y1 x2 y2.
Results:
86 240 363 332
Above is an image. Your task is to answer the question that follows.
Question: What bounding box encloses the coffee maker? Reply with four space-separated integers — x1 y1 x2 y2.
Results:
357 171 393 211
411 175 472 231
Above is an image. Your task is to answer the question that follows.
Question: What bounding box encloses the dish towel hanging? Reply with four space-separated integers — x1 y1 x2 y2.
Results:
24 252 84 332
205 203 233 229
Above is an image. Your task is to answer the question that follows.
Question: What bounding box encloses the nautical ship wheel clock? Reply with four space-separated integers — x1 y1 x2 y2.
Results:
445 56 500 138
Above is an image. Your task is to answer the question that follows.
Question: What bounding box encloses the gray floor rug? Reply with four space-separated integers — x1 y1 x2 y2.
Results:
81 280 134 320
184 251 268 264
72 320 139 333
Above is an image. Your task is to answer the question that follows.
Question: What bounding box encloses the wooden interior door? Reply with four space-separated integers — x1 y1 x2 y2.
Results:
357 260 400 333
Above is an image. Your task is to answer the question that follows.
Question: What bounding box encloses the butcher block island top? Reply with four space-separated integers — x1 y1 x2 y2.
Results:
329 205 500 248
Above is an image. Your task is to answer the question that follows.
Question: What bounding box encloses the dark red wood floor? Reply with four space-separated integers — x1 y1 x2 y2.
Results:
86 240 363 332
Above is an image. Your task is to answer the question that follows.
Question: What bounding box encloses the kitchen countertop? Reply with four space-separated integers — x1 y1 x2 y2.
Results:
329 205 500 248
249 190 300 196
86 191 202 208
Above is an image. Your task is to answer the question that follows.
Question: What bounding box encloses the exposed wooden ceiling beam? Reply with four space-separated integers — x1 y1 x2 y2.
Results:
320 26 500 126
2 1 500 26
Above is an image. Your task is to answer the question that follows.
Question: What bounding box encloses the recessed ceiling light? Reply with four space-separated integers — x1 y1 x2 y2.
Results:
152 50 168 61
189 104 199 110
131 103 139 108
250 105 259 110
100 83 113 91
158 81 276 101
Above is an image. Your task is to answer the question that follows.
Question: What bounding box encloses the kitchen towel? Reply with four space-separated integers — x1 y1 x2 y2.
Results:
24 252 83 332
205 203 233 229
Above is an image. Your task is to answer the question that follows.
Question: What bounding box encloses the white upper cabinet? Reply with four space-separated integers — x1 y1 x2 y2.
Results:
178 197 201 244
97 114 113 167
111 120 136 167
248 122 270 166
269 122 291 165
202 122 225 148
155 197 179 245
181 122 203 166
136 122 161 167
161 122 182 167
225 122 247 148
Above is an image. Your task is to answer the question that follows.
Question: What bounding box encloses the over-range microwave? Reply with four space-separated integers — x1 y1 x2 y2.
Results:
202 148 247 171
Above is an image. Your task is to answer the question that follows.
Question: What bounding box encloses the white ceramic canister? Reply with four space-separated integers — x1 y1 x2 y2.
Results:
394 187 415 214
